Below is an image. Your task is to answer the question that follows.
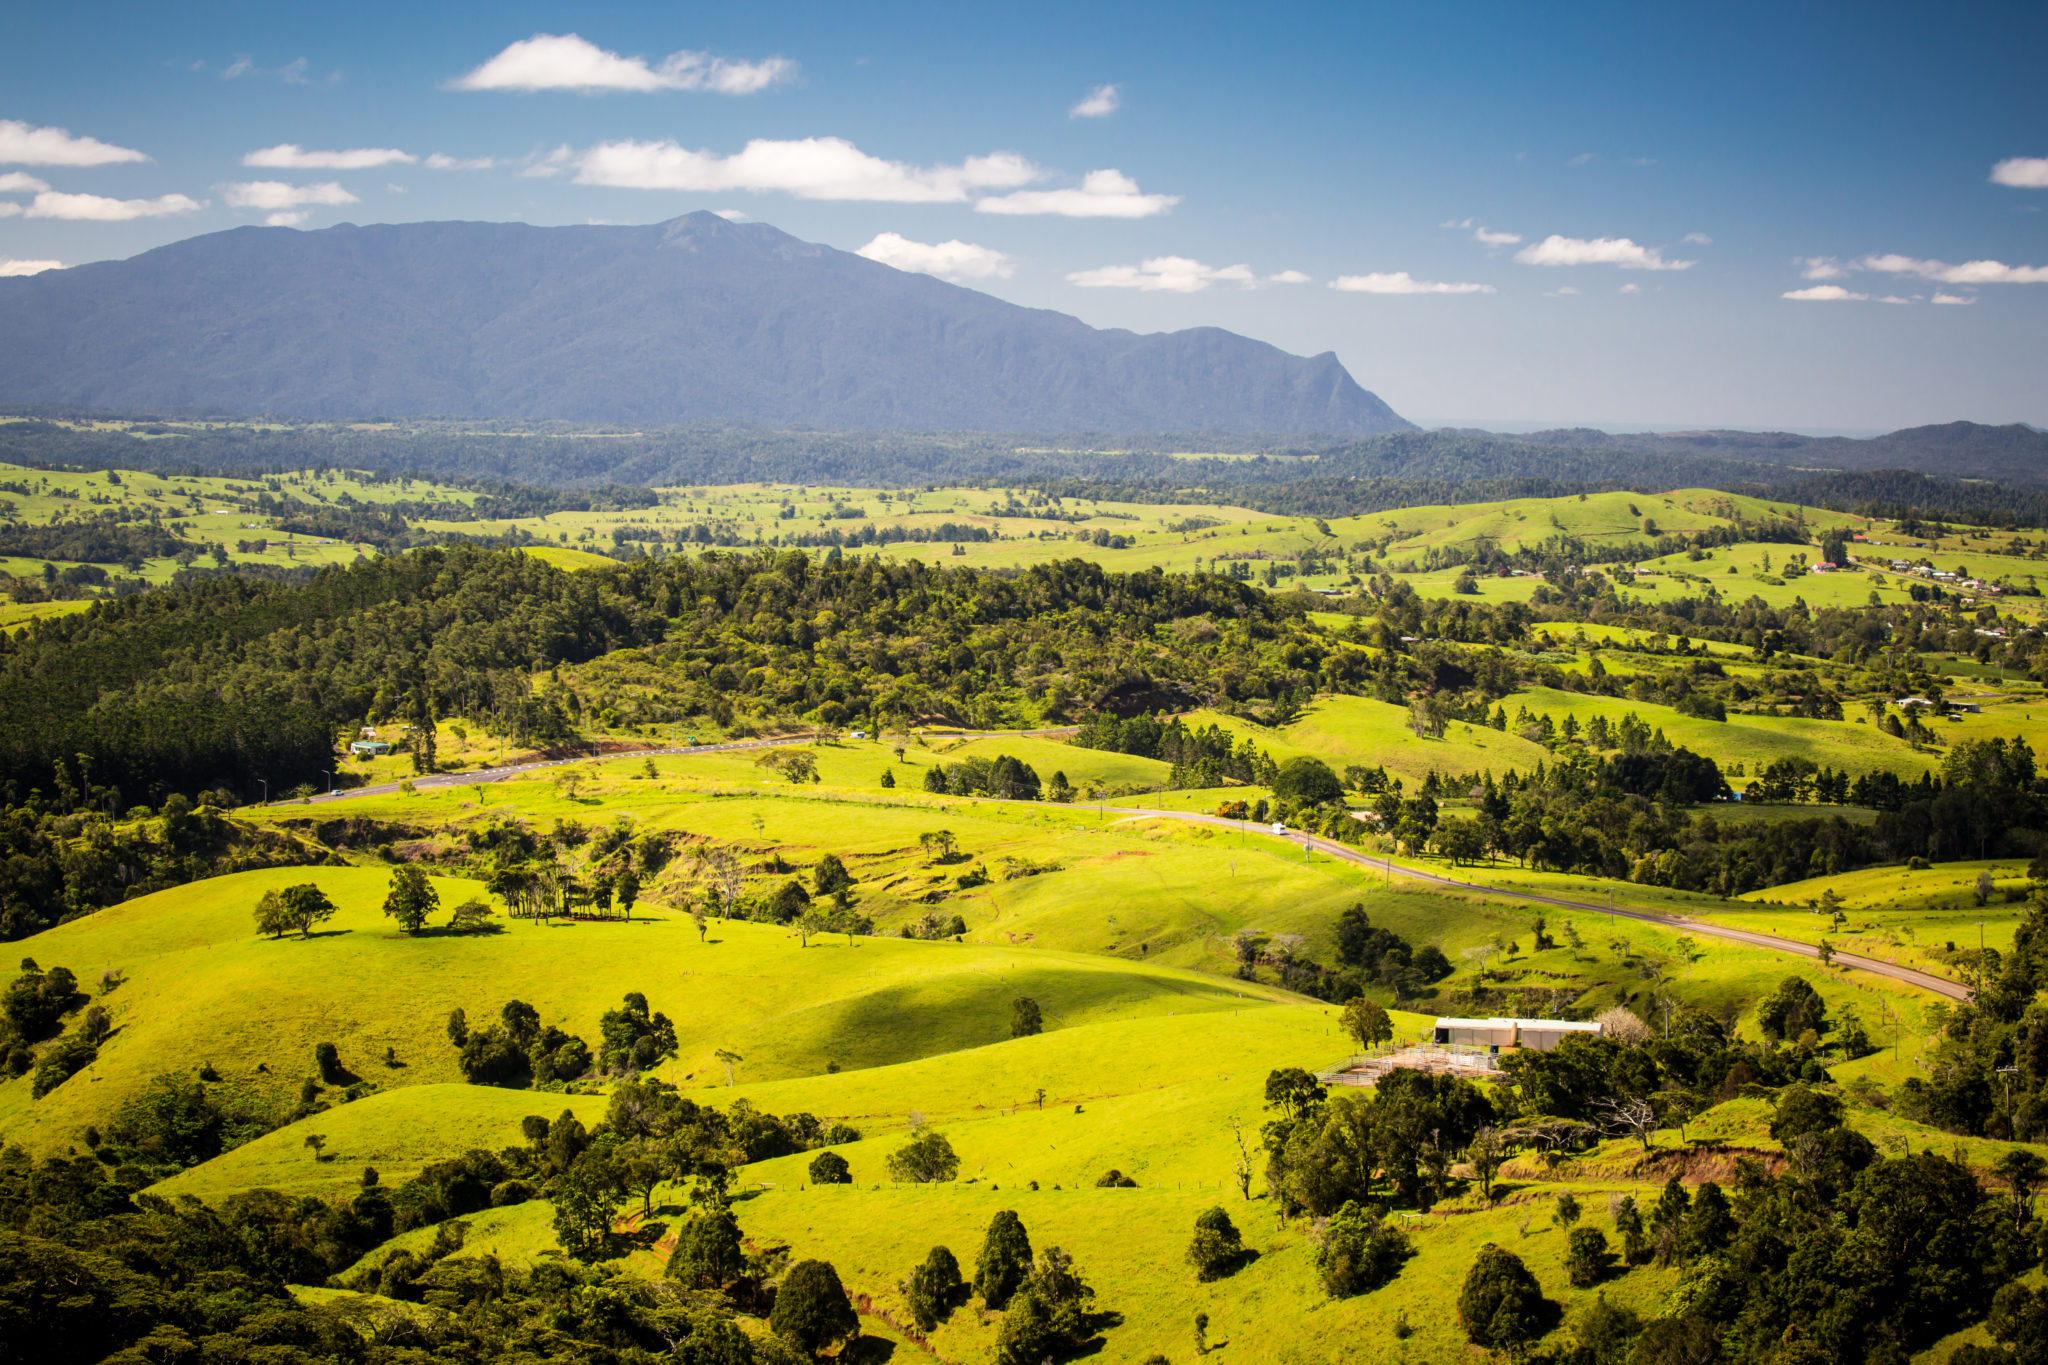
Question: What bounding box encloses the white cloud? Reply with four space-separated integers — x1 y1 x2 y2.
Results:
1991 157 2048 189
1682 232 1713 244
0 172 50 193
976 168 1177 218
1070 84 1120 118
0 203 17 218
1932 292 1976 305
574 136 1037 203
520 145 573 178
223 180 358 210
1545 285 1580 297
1619 283 1641 294
1473 226 1521 246
0 258 62 275
424 153 495 171
1861 253 2048 284
223 56 315 84
266 211 307 227
244 144 415 170
857 231 1014 281
712 208 747 221
24 190 201 220
1797 256 1846 279
1513 235 1694 270
1782 284 1868 301
1329 271 1492 295
453 33 794 94
1067 258 1303 291
0 119 147 166
1568 152 1598 165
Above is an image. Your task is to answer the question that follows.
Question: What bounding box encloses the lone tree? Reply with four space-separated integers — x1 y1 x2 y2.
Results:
886 1129 960 1184
1458 1242 1547 1354
1011 997 1043 1039
265 884 337 939
1272 756 1344 806
808 1150 852 1185
904 1245 964 1334
1186 1206 1244 1281
1341 997 1393 1051
919 830 958 861
769 1259 859 1356
974 1209 1034 1308
382 864 440 934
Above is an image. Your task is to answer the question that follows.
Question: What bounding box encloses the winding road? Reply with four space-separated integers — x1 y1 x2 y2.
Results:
290 728 1968 1002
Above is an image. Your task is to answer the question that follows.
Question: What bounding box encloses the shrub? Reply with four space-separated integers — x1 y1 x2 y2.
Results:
1186 1206 1244 1281
768 1259 858 1355
904 1245 963 1334
974 1209 1033 1308
31 1034 97 1098
1458 1242 1547 1351
668 1208 746 1291
1011 996 1043 1038
1316 1200 1412 1297
1095 1169 1138 1187
488 1179 535 1207
808 1150 851 1185
1566 1226 1611 1287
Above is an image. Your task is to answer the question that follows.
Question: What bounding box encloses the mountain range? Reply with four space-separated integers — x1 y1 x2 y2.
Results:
0 212 1409 435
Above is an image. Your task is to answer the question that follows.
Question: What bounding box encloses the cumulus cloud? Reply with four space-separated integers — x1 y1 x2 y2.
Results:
453 33 794 94
244 144 415 170
0 258 62 275
1068 257 1307 292
1545 285 1580 297
574 136 1036 203
857 231 1014 281
1619 283 1641 294
1329 271 1492 295
1932 292 1976 305
712 208 747 221
266 211 307 227
0 119 147 166
0 203 17 218
976 168 1177 217
0 172 50 193
1782 284 1868 301
1070 84 1120 118
1514 235 1694 270
1861 253 2048 284
1796 256 1846 280
1682 232 1713 244
425 153 495 171
1991 156 2048 189
223 180 358 210
24 191 201 220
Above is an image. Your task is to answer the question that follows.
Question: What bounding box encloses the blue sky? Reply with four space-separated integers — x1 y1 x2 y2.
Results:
3 1 2044 431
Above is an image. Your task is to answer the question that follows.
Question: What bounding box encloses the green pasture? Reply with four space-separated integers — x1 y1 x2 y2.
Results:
0 860 1289 1153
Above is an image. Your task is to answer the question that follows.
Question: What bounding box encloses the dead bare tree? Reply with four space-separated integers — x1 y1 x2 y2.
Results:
1594 1093 1660 1152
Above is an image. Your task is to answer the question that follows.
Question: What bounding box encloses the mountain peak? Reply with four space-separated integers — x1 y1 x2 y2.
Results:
0 215 1410 434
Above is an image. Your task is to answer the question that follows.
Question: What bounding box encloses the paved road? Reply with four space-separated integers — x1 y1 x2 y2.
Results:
291 738 1966 1003
1099 806 1971 1002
